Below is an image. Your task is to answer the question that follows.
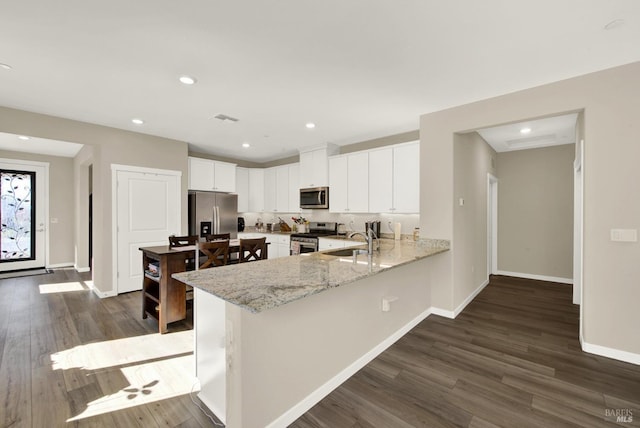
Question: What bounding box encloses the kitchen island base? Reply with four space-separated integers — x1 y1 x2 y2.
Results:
194 256 440 428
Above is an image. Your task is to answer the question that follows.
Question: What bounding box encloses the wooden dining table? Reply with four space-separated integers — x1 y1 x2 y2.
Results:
139 239 267 333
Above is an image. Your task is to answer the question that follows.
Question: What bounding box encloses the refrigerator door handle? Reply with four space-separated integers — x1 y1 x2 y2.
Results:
214 206 220 234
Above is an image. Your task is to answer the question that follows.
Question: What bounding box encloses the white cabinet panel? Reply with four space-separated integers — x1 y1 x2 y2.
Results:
368 148 393 213
329 156 348 212
367 143 419 214
248 169 265 212
275 166 289 212
264 168 277 212
263 165 298 213
347 152 369 212
214 161 236 192
329 152 368 213
288 163 300 212
393 143 419 213
299 145 339 188
188 157 237 192
236 167 249 212
188 157 216 191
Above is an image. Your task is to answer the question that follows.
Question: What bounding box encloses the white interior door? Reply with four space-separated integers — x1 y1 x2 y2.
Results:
115 167 180 294
0 160 47 271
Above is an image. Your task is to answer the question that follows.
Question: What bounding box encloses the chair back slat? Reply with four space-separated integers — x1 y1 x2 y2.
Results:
239 237 267 263
205 233 231 242
169 235 198 247
197 240 230 269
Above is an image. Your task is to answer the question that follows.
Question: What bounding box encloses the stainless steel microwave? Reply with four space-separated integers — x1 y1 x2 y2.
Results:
300 187 329 209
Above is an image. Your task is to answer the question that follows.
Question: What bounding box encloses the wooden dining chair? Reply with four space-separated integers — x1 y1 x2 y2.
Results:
205 233 231 242
196 240 230 269
238 237 268 263
168 235 199 270
168 235 199 247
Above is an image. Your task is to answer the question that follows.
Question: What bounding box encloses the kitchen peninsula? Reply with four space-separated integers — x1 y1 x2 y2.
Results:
174 238 449 427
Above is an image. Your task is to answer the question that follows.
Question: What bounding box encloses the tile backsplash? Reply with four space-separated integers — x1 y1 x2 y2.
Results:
239 211 420 235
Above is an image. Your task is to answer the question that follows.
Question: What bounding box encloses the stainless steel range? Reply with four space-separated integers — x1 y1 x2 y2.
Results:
290 222 337 255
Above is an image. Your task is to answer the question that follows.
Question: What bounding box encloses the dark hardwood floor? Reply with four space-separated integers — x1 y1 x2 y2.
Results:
292 276 640 428
0 268 221 428
2 270 638 427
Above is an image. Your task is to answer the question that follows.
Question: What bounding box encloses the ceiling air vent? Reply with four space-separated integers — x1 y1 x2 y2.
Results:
213 113 239 122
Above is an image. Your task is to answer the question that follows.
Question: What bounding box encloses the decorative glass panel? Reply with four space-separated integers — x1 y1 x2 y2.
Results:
0 170 35 261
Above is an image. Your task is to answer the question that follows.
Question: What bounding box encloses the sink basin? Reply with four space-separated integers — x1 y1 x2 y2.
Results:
323 248 366 257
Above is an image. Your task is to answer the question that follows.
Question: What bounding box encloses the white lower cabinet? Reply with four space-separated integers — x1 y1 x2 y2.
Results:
238 233 290 259
318 238 363 251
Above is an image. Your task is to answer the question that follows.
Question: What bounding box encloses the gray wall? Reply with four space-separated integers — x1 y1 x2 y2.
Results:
0 150 75 266
420 61 640 356
453 132 497 306
0 106 188 295
497 144 574 280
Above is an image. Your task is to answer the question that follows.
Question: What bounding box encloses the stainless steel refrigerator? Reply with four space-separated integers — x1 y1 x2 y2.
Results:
188 191 238 240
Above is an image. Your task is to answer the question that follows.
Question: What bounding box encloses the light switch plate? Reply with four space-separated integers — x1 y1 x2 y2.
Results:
610 229 638 242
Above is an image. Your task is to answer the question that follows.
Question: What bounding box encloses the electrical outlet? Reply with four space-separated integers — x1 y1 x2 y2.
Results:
611 229 638 242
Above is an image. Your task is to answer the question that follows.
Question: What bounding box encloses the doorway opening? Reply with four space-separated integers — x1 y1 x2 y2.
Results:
487 174 498 277
88 164 93 270
475 111 580 289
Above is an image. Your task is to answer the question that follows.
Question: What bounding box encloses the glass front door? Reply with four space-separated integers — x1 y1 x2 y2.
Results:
0 169 36 262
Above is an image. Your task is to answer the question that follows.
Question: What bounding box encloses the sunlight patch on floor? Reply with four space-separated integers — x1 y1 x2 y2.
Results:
38 281 86 294
51 330 194 371
67 354 199 422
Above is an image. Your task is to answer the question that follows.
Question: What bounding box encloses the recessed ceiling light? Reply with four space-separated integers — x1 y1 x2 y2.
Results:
306 123 316 129
179 75 197 85
18 135 30 141
0 63 12 70
604 19 625 30
131 118 144 125
242 142 251 148
520 127 532 134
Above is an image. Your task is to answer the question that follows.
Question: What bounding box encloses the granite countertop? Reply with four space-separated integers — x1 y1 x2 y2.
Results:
173 238 450 314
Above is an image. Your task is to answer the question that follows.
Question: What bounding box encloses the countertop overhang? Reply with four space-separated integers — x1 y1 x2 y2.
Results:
173 238 449 314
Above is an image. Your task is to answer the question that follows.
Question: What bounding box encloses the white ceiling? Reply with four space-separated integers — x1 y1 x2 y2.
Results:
0 132 83 158
0 1 639 162
477 113 578 152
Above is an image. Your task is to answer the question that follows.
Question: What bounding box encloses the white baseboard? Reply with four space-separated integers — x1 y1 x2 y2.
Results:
495 270 573 285
582 341 640 366
75 265 91 273
429 307 455 319
267 307 433 428
46 262 74 269
429 278 490 320
90 287 117 299
454 278 490 317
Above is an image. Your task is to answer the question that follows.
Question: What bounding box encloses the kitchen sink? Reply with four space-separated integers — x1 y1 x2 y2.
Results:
323 248 366 257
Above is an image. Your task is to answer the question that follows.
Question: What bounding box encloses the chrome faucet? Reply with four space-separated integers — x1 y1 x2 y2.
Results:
348 228 379 255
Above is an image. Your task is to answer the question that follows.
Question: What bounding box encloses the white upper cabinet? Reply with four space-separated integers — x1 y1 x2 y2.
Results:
275 166 289 212
264 167 277 212
368 148 394 213
264 164 298 213
329 152 368 213
188 157 236 192
368 142 419 213
188 157 215 191
236 167 249 212
288 163 300 212
299 145 339 188
248 169 265 212
392 143 419 213
214 161 236 192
